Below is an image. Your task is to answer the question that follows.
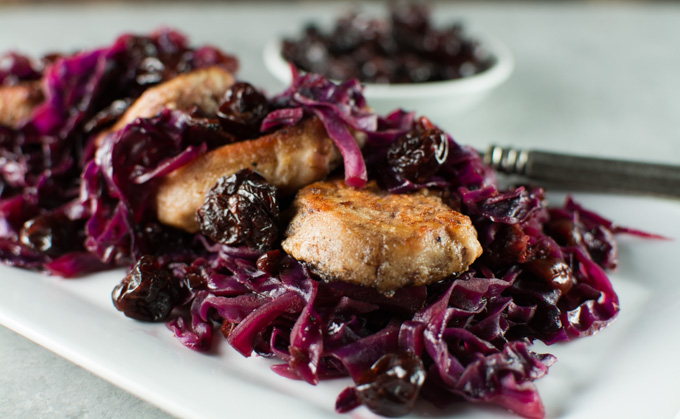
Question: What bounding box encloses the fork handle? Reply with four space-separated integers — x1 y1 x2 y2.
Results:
484 145 680 198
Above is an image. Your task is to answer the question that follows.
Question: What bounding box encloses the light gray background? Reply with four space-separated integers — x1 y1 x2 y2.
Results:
0 2 678 418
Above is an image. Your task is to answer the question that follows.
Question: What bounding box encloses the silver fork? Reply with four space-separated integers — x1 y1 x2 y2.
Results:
483 145 680 198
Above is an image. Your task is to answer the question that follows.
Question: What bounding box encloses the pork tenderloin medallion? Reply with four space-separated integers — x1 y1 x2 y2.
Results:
281 179 483 294
95 66 235 146
156 116 351 232
0 81 44 127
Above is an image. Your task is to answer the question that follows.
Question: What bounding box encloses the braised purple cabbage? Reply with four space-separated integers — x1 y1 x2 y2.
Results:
0 29 237 273
159 110 628 418
0 29 647 419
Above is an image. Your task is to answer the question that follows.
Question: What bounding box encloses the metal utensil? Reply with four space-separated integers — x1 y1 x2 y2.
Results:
483 145 680 198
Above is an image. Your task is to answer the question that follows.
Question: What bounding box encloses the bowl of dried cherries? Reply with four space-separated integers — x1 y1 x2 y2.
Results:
264 2 514 120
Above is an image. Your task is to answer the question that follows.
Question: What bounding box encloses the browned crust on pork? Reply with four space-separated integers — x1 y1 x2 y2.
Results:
281 179 483 293
95 66 235 145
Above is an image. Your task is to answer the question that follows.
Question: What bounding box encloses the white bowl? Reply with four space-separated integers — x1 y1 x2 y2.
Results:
263 34 514 121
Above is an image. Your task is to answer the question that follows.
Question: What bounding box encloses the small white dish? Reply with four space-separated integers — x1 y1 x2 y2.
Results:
263 34 514 120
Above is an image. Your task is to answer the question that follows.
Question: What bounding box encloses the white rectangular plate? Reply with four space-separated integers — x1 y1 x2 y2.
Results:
1 192 680 419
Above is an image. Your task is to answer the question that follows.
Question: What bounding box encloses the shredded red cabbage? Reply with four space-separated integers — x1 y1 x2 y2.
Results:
0 29 238 274
151 110 634 418
0 29 651 419
263 67 377 187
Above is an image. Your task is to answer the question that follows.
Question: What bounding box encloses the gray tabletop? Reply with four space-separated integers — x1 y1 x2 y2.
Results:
1 2 679 418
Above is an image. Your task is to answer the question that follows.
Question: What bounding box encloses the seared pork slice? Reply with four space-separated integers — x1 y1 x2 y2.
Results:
96 66 235 145
0 81 44 127
282 180 483 294
156 116 345 232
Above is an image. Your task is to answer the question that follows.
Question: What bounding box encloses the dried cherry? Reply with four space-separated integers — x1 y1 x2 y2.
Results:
355 352 426 417
124 34 187 86
480 223 533 270
256 249 284 276
524 256 574 294
281 3 494 84
386 117 449 183
83 98 132 133
196 169 279 251
112 255 180 322
216 82 269 139
19 212 83 257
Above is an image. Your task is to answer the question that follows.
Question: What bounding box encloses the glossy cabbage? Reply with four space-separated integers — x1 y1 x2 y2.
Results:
160 110 629 418
0 31 640 419
0 28 238 274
